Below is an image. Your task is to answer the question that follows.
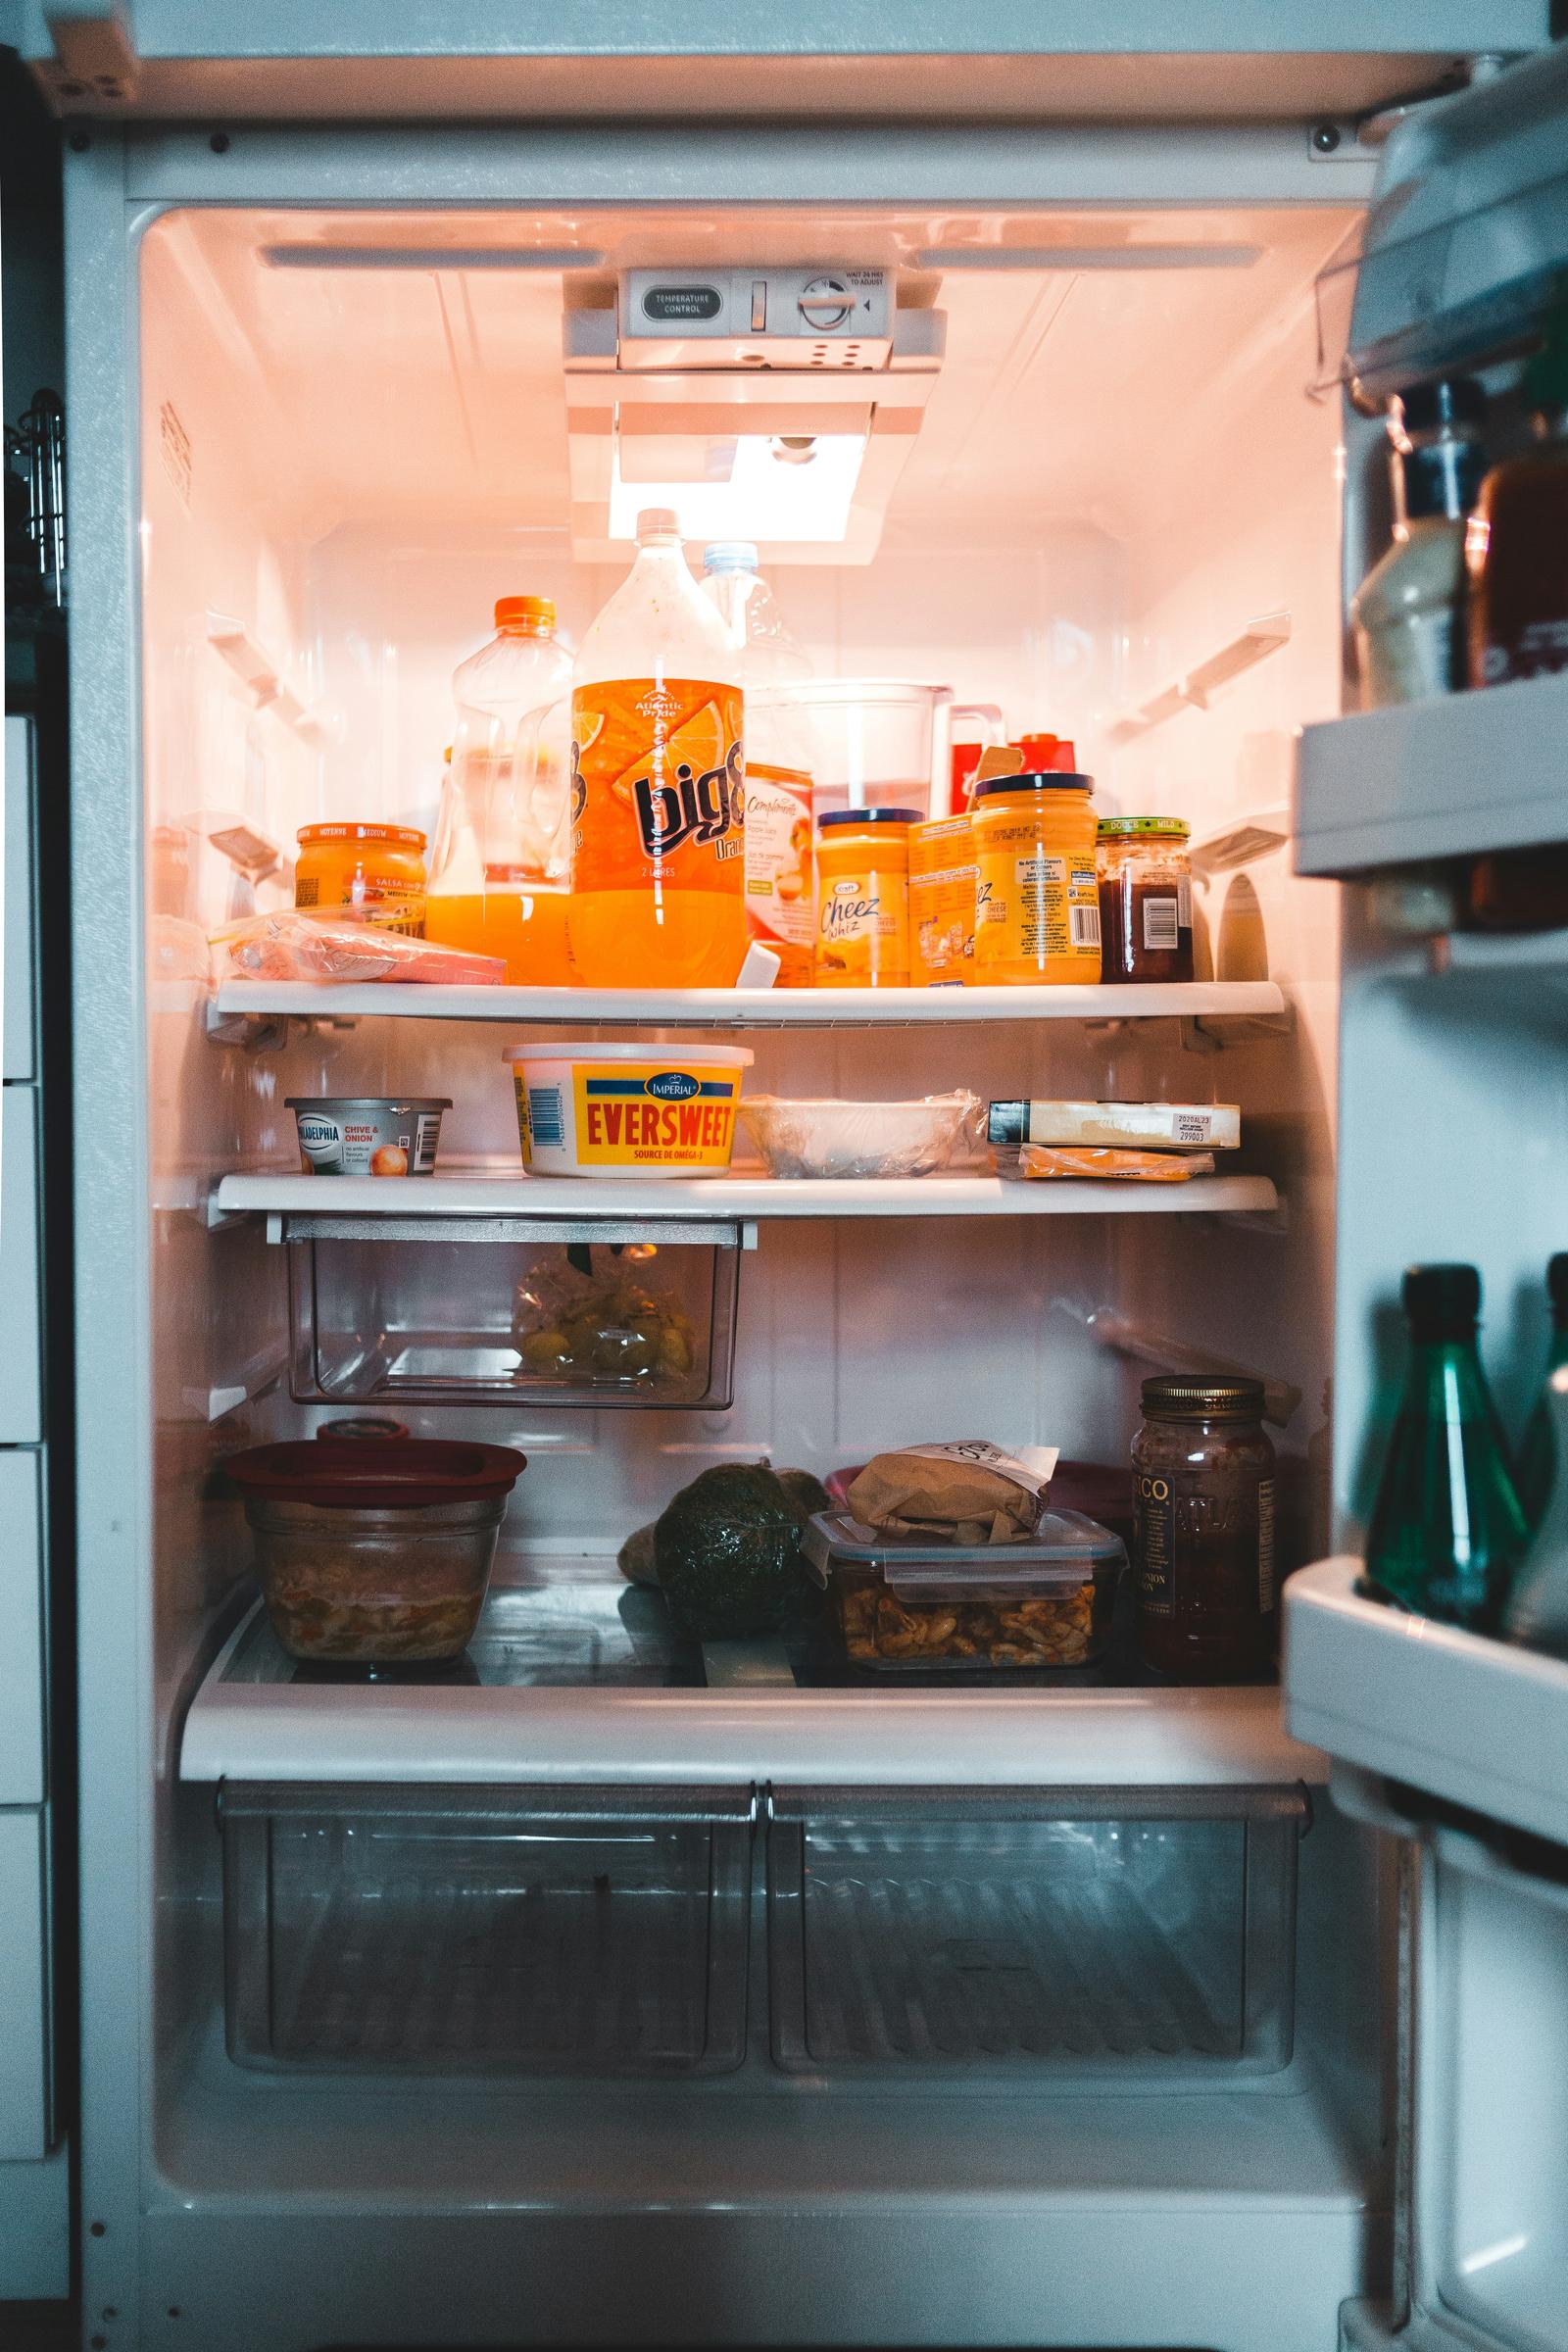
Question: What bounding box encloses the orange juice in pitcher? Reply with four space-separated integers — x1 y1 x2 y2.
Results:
567 510 746 990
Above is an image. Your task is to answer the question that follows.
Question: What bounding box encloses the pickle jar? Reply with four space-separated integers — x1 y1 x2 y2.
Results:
1131 1376 1275 1679
1096 818 1193 983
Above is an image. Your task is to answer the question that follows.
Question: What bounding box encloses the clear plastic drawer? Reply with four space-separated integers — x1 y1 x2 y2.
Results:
220 1783 754 2075
280 1213 744 1409
766 1786 1306 2085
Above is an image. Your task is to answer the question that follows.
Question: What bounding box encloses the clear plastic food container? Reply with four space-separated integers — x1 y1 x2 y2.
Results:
739 1093 978 1180
223 1439 526 1664
802 1507 1125 1670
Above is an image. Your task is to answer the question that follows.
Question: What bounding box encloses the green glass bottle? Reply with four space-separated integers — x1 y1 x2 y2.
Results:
1362 1263 1530 1633
1515 1253 1568 1530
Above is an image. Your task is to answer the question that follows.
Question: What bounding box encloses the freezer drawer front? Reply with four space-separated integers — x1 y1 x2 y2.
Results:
0 1451 46 1806
3 715 37 1083
0 1807 53 2159
0 1091 42 1446
220 1782 754 2076
767 1784 1305 2086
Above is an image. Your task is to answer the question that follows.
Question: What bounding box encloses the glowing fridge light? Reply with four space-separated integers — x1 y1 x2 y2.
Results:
605 430 868 544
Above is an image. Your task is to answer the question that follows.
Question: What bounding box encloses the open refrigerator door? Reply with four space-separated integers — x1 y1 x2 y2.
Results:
1289 40 1568 2352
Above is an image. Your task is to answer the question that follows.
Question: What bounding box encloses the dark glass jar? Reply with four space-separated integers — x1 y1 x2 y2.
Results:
1132 1375 1276 1679
1097 818 1194 983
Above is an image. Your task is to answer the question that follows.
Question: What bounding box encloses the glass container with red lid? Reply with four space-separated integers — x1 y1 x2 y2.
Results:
224 1438 526 1665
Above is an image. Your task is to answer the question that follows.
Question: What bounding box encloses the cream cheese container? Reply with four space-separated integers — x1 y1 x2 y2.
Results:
988 1098 1241 1152
503 1043 754 1177
285 1097 450 1177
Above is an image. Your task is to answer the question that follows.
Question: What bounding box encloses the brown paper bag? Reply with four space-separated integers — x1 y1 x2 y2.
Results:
846 1441 1058 1545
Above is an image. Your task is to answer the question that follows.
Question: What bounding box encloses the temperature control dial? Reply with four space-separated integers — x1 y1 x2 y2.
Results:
798 275 854 332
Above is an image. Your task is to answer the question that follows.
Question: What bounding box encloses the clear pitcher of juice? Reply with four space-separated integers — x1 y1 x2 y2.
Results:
425 596 574 984
568 510 746 990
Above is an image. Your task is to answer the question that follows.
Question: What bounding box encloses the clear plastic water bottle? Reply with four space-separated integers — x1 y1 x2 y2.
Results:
702 543 816 986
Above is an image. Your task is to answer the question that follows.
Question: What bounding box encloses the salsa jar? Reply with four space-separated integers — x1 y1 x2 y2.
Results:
295 822 428 936
1097 818 1193 983
1131 1375 1275 1679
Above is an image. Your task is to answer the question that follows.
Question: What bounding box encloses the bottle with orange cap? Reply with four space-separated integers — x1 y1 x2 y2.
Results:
425 593 575 982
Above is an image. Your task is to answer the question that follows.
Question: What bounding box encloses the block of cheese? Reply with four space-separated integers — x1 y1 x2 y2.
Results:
987 1098 1241 1152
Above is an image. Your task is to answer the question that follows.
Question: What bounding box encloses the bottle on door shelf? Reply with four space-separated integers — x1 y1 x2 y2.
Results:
1351 377 1486 709
970 770 1101 985
1132 1377 1276 1680
1096 818 1194 983
1468 311 1568 690
702 543 815 987
425 595 575 984
1361 1264 1529 1635
1515 1252 1568 1528
814 808 915 988
568 510 746 990
1503 1362 1568 1659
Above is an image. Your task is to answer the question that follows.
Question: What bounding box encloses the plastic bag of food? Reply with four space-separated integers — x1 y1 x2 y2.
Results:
1004 1145 1216 1182
213 907 506 987
512 1248 697 1385
739 1092 979 1180
847 1441 1059 1544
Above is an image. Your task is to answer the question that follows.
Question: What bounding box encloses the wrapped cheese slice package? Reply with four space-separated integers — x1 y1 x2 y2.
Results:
846 1440 1059 1546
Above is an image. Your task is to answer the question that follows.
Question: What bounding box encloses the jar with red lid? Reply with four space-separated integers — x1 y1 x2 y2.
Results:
1131 1376 1275 1679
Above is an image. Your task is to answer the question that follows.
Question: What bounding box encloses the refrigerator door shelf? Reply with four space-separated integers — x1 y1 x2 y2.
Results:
1296 668 1568 882
211 976 1289 1029
1284 1556 1568 1846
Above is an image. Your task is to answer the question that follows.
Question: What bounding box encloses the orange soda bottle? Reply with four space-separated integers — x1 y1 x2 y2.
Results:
567 509 746 988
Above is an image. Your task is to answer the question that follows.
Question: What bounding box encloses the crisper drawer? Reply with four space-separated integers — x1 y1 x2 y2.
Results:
220 1783 754 2076
766 1786 1307 2086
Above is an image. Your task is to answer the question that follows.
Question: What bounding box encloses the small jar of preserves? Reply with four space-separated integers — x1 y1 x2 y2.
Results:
1097 818 1193 983
295 823 427 936
1132 1375 1275 1679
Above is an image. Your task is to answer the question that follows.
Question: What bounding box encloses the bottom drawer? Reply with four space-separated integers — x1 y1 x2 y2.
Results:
767 1786 1306 2085
220 1784 754 2076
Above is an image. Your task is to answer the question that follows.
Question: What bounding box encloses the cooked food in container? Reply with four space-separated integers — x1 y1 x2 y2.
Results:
739 1092 978 1180
223 1437 526 1664
803 1506 1125 1671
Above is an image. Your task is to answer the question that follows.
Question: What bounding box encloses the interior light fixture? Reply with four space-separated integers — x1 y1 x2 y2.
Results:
261 245 608 270
914 244 1262 271
605 429 867 543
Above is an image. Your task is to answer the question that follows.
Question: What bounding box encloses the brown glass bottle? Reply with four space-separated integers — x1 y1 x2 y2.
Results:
1132 1376 1276 1679
1468 316 1568 689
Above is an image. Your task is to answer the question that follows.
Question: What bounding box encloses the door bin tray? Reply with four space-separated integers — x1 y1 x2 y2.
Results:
220 1782 754 2075
766 1785 1306 2085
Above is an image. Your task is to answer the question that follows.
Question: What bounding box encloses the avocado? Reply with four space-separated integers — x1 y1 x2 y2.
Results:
654 1464 808 1641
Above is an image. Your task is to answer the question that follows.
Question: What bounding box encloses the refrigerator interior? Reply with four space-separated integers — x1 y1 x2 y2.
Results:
116 185 1390 2344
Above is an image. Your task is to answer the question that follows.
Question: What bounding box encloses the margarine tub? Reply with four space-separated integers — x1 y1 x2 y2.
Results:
503 1043 754 1177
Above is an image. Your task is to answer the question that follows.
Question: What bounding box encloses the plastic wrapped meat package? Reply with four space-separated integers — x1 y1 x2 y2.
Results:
739 1092 980 1180
213 907 506 987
